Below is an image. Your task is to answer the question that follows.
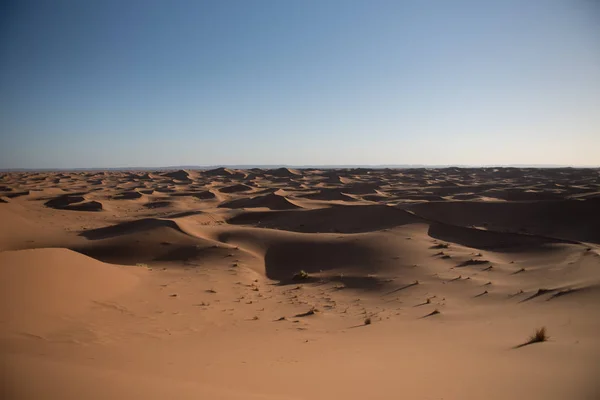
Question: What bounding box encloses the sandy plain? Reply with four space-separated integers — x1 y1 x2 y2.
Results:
1 167 599 399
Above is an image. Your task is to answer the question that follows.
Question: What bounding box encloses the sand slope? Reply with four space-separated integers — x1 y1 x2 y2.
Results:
0 248 139 336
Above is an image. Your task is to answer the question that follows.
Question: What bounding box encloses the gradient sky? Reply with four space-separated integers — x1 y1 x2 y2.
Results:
1 0 599 168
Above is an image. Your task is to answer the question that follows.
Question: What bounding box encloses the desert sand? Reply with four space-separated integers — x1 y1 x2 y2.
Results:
1 167 599 399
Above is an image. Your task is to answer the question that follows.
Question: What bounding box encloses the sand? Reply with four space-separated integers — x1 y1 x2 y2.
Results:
1 167 599 399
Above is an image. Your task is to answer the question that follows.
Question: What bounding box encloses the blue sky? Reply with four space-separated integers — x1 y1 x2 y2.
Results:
1 0 599 168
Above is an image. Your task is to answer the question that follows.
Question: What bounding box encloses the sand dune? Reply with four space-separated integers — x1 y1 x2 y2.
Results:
161 169 191 181
80 218 186 239
266 167 302 177
74 219 214 264
0 205 67 251
1 167 599 400
299 188 358 201
228 204 419 233
0 248 139 336
426 221 575 250
112 190 144 200
408 199 600 243
44 194 103 211
169 190 216 200
218 183 254 193
203 167 246 179
218 192 300 210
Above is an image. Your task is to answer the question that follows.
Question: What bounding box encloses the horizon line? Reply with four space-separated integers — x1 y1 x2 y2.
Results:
2 164 599 172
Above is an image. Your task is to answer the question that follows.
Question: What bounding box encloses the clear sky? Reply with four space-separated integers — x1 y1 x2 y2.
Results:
1 0 599 168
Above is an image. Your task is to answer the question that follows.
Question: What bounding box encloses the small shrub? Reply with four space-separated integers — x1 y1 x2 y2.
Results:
292 270 310 281
516 326 549 348
364 317 372 325
529 327 548 343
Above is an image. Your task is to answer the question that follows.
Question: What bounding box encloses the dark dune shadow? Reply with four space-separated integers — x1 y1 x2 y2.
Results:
44 194 103 211
80 218 184 240
154 187 176 193
2 190 29 198
228 204 420 233
169 191 216 200
143 201 172 209
264 240 377 282
219 183 253 193
427 222 572 252
154 245 208 262
410 199 600 244
73 238 220 265
67 200 103 211
112 191 142 200
218 193 299 211
44 194 85 208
